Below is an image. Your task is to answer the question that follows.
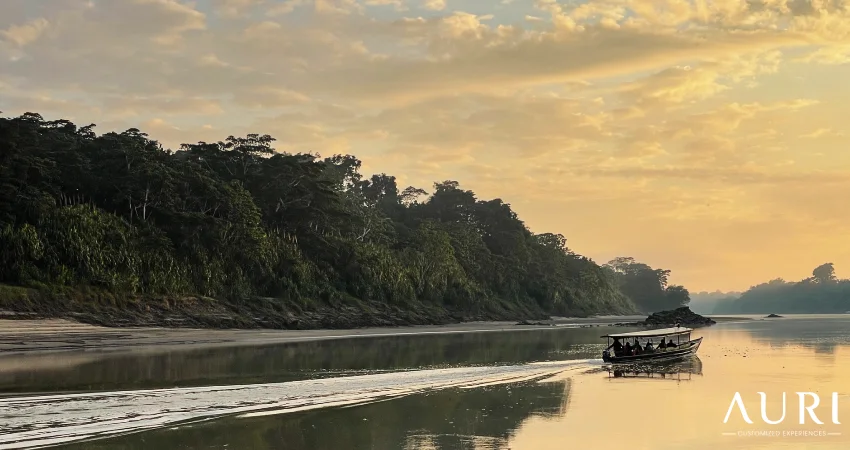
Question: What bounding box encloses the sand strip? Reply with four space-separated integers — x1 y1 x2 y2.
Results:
0 316 648 355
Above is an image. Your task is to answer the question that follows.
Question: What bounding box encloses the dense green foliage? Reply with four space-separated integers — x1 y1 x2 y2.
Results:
713 263 850 314
0 112 689 320
602 257 690 313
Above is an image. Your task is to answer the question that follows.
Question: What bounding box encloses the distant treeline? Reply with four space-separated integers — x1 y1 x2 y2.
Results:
0 112 688 320
712 263 850 314
688 290 741 315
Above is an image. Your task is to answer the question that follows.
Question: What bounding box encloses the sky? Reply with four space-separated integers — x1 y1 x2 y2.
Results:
2 0 850 292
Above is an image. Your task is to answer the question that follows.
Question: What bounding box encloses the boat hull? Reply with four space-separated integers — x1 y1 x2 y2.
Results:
602 337 702 363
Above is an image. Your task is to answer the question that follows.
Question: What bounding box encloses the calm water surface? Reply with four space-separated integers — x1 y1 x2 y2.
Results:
1 315 850 449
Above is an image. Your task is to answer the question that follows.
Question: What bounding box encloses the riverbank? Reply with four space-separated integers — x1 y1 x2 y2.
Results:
0 284 749 355
0 316 649 354
0 284 564 331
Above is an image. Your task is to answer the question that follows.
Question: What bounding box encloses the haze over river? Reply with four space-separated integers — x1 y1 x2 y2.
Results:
1 315 849 450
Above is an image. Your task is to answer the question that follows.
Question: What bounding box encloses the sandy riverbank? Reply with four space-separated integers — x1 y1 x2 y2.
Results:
0 316 653 354
0 312 755 355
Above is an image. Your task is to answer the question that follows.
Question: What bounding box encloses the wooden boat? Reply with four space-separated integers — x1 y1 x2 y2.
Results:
601 327 702 363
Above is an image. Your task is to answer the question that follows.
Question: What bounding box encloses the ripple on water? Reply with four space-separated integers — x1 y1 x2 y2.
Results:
0 360 592 449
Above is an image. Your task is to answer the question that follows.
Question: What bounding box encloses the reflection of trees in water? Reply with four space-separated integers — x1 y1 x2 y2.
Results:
729 318 850 355
401 380 570 450
64 379 572 450
0 328 610 393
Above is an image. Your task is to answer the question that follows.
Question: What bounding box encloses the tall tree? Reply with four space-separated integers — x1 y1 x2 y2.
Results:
812 262 836 284
603 257 688 313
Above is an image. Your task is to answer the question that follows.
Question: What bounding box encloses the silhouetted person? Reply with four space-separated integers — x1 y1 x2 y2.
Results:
645 340 655 353
624 341 632 356
658 339 667 350
667 339 676 348
633 340 643 355
612 338 623 356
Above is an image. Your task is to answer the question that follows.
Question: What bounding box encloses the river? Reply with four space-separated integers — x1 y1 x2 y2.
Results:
1 315 849 449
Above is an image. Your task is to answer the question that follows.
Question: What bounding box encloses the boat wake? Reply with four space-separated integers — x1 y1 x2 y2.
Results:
0 359 597 449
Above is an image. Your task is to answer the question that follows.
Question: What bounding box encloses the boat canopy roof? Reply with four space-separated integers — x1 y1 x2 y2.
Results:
601 327 693 339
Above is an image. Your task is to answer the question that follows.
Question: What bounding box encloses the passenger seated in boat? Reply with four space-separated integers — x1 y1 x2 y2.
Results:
633 340 643 355
612 338 624 356
645 340 655 353
658 339 667 350
666 339 677 349
606 338 624 356
623 341 632 355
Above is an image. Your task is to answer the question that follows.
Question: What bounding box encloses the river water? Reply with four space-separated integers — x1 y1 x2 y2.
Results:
1 315 849 449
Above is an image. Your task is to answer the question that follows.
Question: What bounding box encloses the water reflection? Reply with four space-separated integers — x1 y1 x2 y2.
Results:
60 379 573 450
604 356 703 381
717 316 850 355
0 327 634 394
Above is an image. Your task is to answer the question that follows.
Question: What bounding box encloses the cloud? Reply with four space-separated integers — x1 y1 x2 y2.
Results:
797 45 850 64
298 27 807 104
660 100 819 138
212 0 265 18
618 65 730 107
1 18 49 46
100 96 226 117
230 86 312 108
0 93 99 119
314 0 364 15
0 1 838 106
282 1 847 104
616 51 783 108
366 0 407 10
266 0 306 16
422 0 446 11
93 0 207 44
799 128 844 138
579 165 850 185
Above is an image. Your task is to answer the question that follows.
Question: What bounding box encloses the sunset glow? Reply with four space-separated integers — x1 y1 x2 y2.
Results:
3 0 850 291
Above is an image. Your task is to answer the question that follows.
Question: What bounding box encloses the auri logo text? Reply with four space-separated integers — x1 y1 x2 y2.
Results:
724 392 841 425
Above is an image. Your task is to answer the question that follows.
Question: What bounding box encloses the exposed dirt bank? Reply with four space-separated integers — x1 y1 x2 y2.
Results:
0 315 647 354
